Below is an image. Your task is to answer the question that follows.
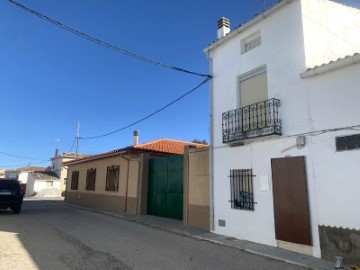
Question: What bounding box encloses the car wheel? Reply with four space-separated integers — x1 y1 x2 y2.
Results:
12 206 21 214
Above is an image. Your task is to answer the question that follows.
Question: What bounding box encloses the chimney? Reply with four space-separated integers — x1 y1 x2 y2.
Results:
217 17 230 39
55 148 59 157
133 130 139 146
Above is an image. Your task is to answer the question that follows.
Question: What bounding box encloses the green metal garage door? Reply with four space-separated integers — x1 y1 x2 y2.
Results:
147 155 183 220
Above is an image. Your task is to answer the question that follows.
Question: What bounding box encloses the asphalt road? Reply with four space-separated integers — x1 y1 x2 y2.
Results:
0 199 307 270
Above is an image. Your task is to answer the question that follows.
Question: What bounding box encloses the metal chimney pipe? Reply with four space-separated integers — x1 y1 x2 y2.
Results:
133 130 139 146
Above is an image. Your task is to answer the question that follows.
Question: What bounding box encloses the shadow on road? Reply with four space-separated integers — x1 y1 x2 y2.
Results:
0 199 133 270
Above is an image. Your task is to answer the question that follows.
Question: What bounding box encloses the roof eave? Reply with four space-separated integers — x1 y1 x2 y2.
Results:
300 53 360 79
63 150 129 166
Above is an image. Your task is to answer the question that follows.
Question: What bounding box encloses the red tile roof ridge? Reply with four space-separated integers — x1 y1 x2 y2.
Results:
64 138 207 165
135 138 206 147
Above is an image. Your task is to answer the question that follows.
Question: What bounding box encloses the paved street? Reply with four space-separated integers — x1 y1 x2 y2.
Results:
0 199 307 270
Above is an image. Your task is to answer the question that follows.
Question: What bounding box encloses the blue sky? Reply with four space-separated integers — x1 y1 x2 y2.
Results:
0 0 359 169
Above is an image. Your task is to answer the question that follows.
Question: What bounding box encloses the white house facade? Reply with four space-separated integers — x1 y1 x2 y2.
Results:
204 0 360 264
32 171 60 196
4 167 60 196
51 151 88 192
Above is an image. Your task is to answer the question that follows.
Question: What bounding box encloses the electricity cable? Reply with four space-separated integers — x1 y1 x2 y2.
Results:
0 151 48 161
80 76 211 140
7 0 212 141
8 0 211 78
0 159 51 169
68 136 76 152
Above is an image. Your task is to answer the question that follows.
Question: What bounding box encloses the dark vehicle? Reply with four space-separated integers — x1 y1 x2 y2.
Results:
0 179 24 214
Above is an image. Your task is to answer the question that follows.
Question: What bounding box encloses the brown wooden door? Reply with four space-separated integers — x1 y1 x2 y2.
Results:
271 156 312 246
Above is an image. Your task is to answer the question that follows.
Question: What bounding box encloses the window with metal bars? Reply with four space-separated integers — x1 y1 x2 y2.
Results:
105 166 120 192
70 171 79 190
85 168 96 191
229 169 255 211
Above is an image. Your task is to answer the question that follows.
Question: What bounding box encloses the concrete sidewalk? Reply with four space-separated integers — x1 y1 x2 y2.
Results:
65 202 336 270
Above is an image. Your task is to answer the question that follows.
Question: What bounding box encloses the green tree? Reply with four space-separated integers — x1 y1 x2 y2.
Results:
192 139 208 145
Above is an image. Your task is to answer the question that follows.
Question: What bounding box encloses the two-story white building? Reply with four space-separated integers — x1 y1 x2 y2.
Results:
204 0 360 264
50 150 89 192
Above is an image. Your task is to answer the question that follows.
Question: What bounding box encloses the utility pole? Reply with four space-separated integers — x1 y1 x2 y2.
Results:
75 121 80 158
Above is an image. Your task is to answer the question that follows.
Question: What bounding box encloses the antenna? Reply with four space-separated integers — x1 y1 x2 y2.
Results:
262 0 266 12
75 121 80 157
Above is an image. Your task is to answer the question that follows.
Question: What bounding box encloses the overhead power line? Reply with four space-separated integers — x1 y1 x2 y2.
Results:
8 0 211 78
68 136 76 153
0 151 47 161
0 159 51 169
8 0 212 142
80 76 211 140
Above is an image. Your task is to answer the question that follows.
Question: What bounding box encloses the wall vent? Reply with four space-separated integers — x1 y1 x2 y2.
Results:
218 219 226 227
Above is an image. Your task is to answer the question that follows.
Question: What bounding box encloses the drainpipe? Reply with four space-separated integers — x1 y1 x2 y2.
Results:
207 51 215 231
135 157 141 214
122 154 140 213
122 155 131 212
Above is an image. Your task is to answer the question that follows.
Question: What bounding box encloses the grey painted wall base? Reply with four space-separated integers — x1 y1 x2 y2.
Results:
66 191 127 214
319 225 360 265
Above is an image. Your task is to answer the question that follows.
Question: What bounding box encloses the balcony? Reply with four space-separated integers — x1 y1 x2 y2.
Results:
222 98 282 143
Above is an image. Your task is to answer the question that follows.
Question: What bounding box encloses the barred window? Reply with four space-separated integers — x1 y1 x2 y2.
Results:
86 168 96 191
71 171 79 190
230 169 255 211
105 166 120 192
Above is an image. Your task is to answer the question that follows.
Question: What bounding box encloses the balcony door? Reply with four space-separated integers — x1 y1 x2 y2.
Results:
239 68 268 130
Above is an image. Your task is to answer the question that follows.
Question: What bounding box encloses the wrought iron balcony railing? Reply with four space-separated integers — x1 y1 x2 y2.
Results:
222 98 282 143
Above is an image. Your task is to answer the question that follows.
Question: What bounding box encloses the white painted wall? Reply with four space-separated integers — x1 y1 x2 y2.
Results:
25 173 35 197
213 136 323 256
213 128 360 258
304 63 360 131
18 172 29 184
51 156 62 177
206 0 360 259
301 0 360 68
308 130 360 230
34 180 60 192
301 59 360 231
51 155 75 191
210 0 309 148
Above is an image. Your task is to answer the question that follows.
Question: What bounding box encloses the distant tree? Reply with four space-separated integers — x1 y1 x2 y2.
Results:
192 139 208 145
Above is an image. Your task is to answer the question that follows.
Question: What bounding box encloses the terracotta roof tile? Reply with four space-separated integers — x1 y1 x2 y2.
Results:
64 139 207 165
134 139 205 155
6 166 47 173
32 171 59 180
